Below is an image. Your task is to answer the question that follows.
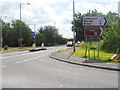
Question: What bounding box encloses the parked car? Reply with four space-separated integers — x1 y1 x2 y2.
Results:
66 41 73 47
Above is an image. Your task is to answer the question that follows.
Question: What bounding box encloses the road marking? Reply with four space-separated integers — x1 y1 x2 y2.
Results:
2 66 6 68
16 55 43 64
60 85 63 87
24 60 28 62
16 62 21 64
2 50 47 59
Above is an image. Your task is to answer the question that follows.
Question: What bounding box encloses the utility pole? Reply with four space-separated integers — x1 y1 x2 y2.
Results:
73 0 76 52
20 4 22 48
19 3 30 48
54 21 56 45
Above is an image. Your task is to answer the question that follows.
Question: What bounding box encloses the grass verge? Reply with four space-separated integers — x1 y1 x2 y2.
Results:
2 47 32 53
74 41 120 64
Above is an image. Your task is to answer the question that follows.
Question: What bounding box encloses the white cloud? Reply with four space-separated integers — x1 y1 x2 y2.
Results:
0 0 119 38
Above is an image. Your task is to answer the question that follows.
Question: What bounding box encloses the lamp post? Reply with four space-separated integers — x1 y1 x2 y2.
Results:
73 0 76 52
19 3 30 48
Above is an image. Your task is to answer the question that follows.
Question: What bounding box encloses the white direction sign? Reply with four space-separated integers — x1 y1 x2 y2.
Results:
83 16 108 27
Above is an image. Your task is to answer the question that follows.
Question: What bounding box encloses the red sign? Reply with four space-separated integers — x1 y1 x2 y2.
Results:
84 27 103 36
18 38 23 42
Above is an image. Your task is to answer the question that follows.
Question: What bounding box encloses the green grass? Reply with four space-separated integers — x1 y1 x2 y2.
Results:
74 48 114 61
57 50 66 52
2 47 32 53
74 41 120 63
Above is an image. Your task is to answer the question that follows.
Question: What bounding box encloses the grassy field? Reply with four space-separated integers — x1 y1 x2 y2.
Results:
74 41 120 63
2 47 32 53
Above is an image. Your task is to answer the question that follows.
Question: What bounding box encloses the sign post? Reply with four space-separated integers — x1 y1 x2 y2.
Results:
32 33 37 49
83 16 108 59
83 16 108 27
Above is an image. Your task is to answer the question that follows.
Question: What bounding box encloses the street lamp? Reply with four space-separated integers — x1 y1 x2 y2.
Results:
19 3 30 48
73 0 76 52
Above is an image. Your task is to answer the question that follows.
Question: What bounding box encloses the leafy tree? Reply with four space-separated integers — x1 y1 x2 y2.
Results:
101 12 120 53
38 25 67 45
38 26 58 45
72 9 105 42
36 33 46 46
2 20 33 47
72 12 84 42
2 21 12 46
72 10 119 53
11 20 33 46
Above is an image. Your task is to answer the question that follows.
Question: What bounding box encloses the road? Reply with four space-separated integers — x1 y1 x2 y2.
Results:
2 46 118 88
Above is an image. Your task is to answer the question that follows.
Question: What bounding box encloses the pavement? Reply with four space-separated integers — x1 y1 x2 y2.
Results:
50 48 120 71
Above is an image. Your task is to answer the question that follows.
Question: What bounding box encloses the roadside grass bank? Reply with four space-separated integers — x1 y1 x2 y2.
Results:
2 47 32 53
1 44 65 53
74 41 120 64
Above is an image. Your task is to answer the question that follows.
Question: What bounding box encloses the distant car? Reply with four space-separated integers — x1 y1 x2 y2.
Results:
77 41 80 44
66 41 73 47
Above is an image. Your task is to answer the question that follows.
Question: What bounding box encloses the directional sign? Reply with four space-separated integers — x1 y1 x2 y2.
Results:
84 27 103 36
83 16 108 27
85 36 99 42
32 34 38 38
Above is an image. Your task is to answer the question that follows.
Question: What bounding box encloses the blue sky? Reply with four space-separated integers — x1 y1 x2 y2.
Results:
0 0 120 38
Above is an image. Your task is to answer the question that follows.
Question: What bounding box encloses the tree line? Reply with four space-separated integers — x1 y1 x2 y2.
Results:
1 9 120 53
1 19 68 47
72 9 120 53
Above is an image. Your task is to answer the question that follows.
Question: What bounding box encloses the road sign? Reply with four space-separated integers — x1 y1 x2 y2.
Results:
18 38 23 42
84 27 103 36
90 47 96 50
83 16 108 27
85 36 99 42
32 34 37 38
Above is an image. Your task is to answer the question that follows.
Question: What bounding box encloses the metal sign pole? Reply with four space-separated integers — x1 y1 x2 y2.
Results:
85 36 88 59
34 25 36 48
98 36 101 58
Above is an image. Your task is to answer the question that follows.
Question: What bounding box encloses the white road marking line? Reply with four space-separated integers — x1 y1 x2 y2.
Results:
24 60 28 62
60 85 63 87
2 66 6 68
2 50 47 59
16 55 43 64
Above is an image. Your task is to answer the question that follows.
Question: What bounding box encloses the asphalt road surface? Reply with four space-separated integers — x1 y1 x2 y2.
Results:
2 46 118 88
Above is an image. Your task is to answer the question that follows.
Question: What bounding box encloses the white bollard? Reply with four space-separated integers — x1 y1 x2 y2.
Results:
41 43 44 48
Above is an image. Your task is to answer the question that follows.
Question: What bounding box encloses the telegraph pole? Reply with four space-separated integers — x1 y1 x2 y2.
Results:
54 21 56 45
73 0 76 52
19 3 30 48
20 4 22 48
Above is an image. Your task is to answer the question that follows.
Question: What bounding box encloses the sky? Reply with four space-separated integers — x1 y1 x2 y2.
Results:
0 0 120 38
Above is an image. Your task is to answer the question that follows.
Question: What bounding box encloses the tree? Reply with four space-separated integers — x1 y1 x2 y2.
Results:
11 20 33 46
38 25 67 46
36 33 46 46
101 12 120 53
2 21 12 46
72 9 105 42
38 26 58 45
2 20 33 47
72 12 84 42
72 10 120 53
